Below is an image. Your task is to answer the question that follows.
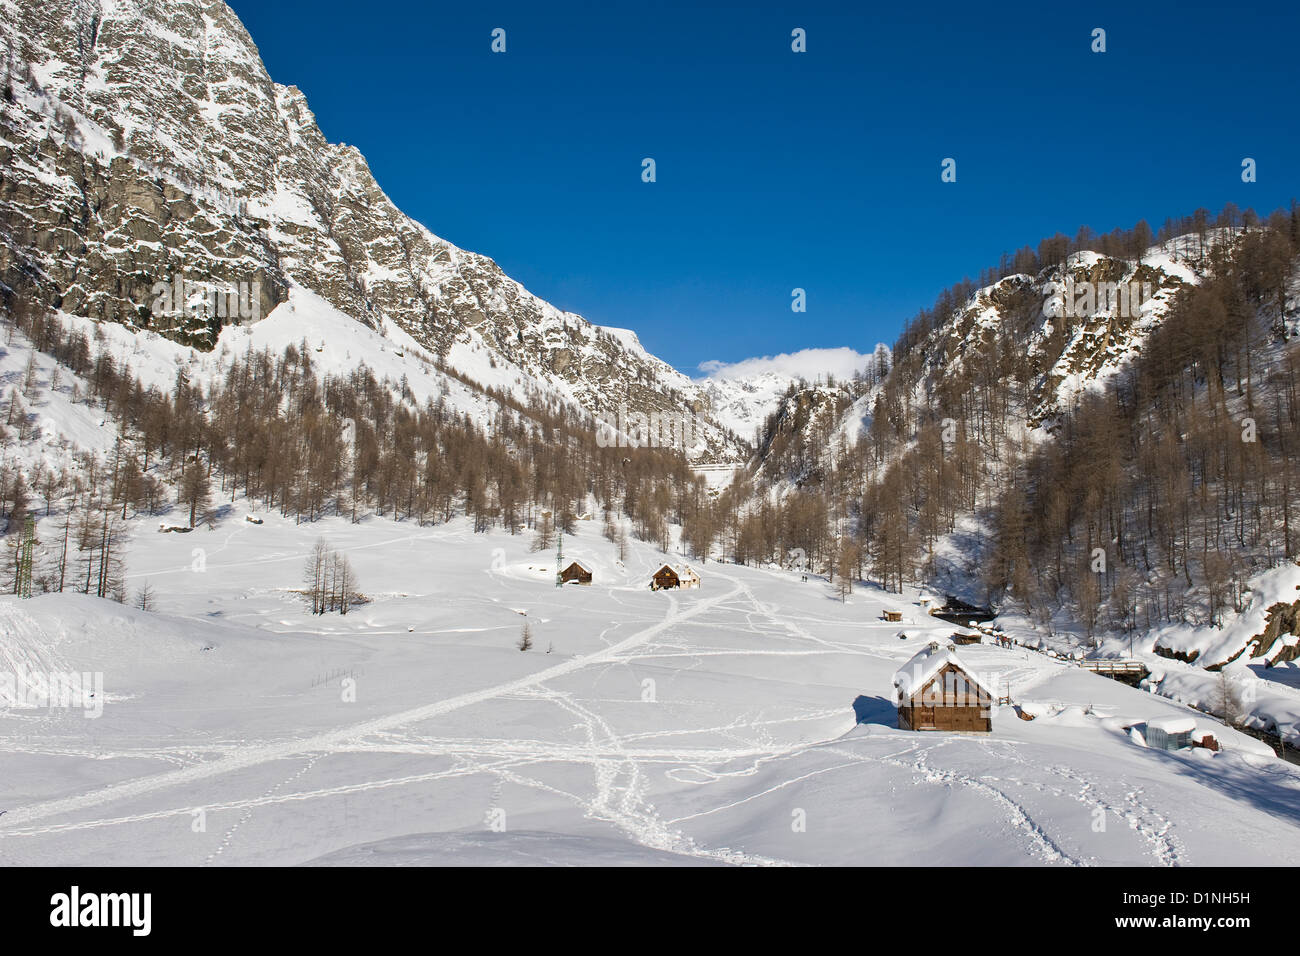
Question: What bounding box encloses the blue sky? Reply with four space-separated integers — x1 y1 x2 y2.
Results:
228 0 1299 376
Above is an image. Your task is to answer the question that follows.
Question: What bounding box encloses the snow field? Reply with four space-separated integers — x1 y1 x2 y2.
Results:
1 506 1297 866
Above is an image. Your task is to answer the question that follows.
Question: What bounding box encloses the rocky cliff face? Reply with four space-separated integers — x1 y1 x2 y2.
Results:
922 244 1205 430
747 239 1217 488
0 0 742 459
752 384 861 488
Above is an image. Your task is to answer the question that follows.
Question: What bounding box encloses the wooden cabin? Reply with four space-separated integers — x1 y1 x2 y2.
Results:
560 560 593 585
652 565 680 589
883 610 903 623
651 563 700 590
892 641 994 733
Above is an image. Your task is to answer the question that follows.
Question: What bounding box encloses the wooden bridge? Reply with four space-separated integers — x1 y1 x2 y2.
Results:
1078 659 1149 686
929 596 997 627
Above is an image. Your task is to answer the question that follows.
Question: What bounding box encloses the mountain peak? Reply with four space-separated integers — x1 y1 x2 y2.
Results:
0 0 745 461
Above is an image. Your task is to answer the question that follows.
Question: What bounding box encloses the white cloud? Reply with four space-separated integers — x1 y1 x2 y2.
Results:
697 346 885 382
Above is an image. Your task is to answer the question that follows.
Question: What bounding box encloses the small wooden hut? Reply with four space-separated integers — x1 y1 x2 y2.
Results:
651 564 700 590
652 565 680 589
560 560 593 585
892 641 994 732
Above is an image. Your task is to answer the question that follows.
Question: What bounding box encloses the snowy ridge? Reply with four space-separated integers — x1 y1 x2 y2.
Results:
696 347 885 445
0 0 745 462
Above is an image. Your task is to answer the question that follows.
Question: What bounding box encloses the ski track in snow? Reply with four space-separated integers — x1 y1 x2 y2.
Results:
615 572 1094 866
901 740 1081 865
1 568 811 865
0 577 760 856
522 684 796 866
203 752 323 865
978 740 1184 866
0 559 1258 865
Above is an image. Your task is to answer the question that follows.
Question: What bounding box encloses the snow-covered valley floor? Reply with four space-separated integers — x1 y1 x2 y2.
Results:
2 511 1298 866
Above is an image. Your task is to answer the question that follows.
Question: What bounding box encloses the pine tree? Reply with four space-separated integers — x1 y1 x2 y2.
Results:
135 582 156 611
532 511 554 552
181 459 211 528
304 538 328 614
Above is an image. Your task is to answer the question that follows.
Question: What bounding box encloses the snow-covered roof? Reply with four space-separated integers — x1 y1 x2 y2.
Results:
1147 716 1197 735
655 563 698 579
892 641 994 703
563 560 592 573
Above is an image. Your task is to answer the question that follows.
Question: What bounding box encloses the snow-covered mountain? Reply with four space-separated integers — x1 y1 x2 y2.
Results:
748 236 1223 489
695 346 886 446
752 383 864 488
0 0 744 461
917 236 1220 430
4 2 1300 875
698 369 801 444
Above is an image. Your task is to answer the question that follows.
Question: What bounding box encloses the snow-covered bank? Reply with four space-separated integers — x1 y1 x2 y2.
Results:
987 561 1300 749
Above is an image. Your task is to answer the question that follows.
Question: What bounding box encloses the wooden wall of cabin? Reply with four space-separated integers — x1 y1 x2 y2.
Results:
897 662 993 731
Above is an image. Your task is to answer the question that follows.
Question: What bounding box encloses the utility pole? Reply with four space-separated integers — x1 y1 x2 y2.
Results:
555 531 563 588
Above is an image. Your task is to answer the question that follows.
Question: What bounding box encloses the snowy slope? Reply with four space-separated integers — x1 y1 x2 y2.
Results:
0 0 745 462
0 286 531 497
0 504 1296 866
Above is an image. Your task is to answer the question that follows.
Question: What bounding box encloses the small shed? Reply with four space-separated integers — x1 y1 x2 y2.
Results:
1145 716 1196 751
651 563 700 590
883 610 903 623
951 630 981 646
560 560 592 585
892 641 994 733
